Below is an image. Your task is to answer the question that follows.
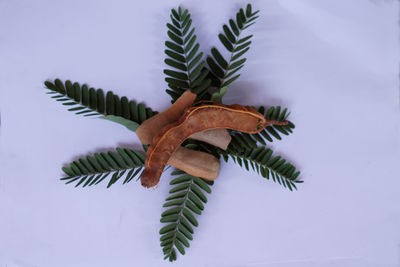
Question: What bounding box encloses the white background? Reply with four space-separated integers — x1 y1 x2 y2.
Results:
0 0 399 266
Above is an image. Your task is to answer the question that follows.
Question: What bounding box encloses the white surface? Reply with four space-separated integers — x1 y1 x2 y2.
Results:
0 0 399 266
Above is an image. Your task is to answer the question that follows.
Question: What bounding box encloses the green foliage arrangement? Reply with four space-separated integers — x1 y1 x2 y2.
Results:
44 4 302 262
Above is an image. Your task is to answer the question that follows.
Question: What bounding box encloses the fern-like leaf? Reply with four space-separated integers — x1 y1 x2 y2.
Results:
224 145 302 191
60 147 145 188
229 106 295 152
45 79 157 128
160 170 213 262
207 3 259 93
164 7 212 102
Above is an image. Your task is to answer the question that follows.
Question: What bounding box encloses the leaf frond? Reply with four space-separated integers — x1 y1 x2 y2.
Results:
206 4 259 99
224 145 302 191
160 170 213 262
164 8 211 103
60 147 145 188
44 79 157 126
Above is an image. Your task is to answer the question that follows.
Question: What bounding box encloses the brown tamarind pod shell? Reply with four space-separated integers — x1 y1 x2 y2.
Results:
141 103 271 188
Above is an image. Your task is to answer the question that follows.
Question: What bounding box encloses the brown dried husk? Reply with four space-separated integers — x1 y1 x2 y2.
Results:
141 103 281 188
136 90 224 181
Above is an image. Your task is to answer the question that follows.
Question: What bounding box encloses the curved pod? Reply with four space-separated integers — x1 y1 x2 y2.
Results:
141 103 288 188
136 90 223 179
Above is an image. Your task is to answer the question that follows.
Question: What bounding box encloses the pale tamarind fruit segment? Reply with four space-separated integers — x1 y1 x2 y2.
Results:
190 129 231 150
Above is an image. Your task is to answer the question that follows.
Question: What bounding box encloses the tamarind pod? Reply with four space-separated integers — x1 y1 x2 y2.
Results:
136 90 231 150
141 103 288 188
136 90 221 179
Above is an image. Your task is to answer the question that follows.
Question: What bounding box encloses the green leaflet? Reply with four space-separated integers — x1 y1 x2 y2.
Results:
211 86 228 103
99 115 139 132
